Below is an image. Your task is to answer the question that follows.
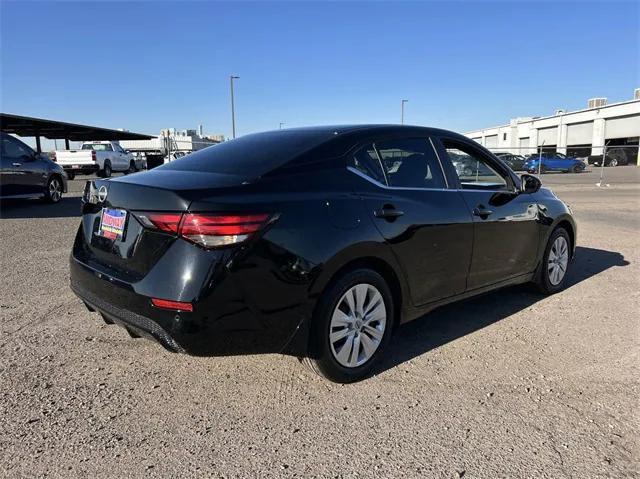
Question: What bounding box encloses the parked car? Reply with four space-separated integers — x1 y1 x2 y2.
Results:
524 153 586 173
0 132 68 203
70 125 576 382
587 147 634 167
450 153 494 177
495 152 527 171
54 141 139 179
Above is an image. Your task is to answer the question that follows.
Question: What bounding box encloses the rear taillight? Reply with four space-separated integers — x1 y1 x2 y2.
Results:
136 212 272 248
141 213 182 234
91 150 97 161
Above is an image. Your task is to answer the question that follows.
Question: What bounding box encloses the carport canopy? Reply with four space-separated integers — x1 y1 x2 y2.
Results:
0 112 154 152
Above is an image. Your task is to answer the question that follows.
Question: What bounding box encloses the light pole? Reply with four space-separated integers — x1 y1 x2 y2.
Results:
401 99 408 125
230 75 239 139
279 122 285 130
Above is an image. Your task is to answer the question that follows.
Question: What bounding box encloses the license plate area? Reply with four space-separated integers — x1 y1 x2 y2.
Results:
98 208 128 241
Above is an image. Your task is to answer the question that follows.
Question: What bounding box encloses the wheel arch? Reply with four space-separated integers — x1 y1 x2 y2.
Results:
310 251 406 332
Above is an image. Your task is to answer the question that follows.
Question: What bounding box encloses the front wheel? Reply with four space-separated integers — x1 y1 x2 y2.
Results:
571 165 582 173
303 269 394 383
533 227 571 294
44 175 63 203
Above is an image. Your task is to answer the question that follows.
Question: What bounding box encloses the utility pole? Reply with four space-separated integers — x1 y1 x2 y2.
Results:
401 99 408 125
230 75 240 139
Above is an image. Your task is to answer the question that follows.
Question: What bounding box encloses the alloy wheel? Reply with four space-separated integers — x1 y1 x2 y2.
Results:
547 236 569 286
329 283 387 368
49 178 62 202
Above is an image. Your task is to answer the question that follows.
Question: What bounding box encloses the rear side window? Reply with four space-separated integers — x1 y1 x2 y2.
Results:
375 138 446 189
350 144 385 184
160 129 336 177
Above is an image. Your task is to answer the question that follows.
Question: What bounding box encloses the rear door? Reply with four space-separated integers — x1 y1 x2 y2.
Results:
434 136 540 290
351 136 473 306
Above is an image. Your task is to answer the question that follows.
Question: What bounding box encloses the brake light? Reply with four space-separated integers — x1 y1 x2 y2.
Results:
136 212 272 248
91 151 97 161
151 298 193 312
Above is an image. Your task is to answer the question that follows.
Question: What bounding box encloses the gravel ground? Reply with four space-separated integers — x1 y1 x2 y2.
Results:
1 167 638 478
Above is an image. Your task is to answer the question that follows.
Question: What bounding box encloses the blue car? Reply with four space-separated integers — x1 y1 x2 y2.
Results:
524 153 586 174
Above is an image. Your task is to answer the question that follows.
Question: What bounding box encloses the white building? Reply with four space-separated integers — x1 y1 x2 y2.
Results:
465 89 640 164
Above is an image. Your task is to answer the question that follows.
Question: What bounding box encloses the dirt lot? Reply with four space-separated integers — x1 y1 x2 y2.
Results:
1 167 638 478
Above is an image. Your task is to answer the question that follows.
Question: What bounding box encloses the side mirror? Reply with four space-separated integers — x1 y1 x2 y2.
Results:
520 174 541 194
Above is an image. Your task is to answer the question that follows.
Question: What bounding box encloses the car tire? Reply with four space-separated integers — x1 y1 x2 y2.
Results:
124 161 137 175
609 158 618 167
43 175 63 203
533 227 571 295
101 161 112 178
303 268 394 383
571 165 581 173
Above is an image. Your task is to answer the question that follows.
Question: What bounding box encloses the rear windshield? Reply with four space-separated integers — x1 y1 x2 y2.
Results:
159 129 335 176
82 143 113 151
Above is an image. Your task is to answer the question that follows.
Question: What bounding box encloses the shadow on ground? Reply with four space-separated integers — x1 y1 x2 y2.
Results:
0 196 82 219
379 246 629 374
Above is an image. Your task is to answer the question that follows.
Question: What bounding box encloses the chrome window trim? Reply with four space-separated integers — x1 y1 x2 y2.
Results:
347 166 455 192
348 167 519 195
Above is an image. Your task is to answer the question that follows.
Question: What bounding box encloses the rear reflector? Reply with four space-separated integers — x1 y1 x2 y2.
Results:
135 212 272 249
151 298 193 312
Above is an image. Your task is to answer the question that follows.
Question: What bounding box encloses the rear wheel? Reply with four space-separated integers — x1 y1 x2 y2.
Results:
44 175 63 203
533 227 571 294
303 269 394 383
101 161 112 178
124 160 137 175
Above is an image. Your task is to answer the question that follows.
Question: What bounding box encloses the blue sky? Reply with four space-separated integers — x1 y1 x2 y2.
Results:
1 1 638 140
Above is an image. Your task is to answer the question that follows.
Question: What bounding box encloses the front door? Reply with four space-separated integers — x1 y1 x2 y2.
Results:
435 137 541 290
350 137 474 306
0 134 43 196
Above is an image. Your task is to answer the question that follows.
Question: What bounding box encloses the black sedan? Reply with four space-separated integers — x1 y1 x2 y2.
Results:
495 152 527 171
0 132 68 202
70 125 576 382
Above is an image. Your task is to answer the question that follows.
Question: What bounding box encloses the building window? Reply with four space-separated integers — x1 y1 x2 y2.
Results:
503 133 507 141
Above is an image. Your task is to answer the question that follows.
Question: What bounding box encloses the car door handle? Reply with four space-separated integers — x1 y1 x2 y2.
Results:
374 207 404 219
12 162 22 167
473 207 493 219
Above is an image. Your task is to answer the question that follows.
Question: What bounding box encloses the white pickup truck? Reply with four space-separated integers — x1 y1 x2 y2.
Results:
54 141 140 179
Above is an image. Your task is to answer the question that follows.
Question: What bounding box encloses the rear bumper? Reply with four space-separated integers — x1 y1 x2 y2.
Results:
71 280 185 353
69 250 309 357
63 164 99 175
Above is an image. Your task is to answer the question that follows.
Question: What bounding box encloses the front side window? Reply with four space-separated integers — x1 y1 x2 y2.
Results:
1 135 32 158
442 139 508 190
350 144 385 184
374 138 446 189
